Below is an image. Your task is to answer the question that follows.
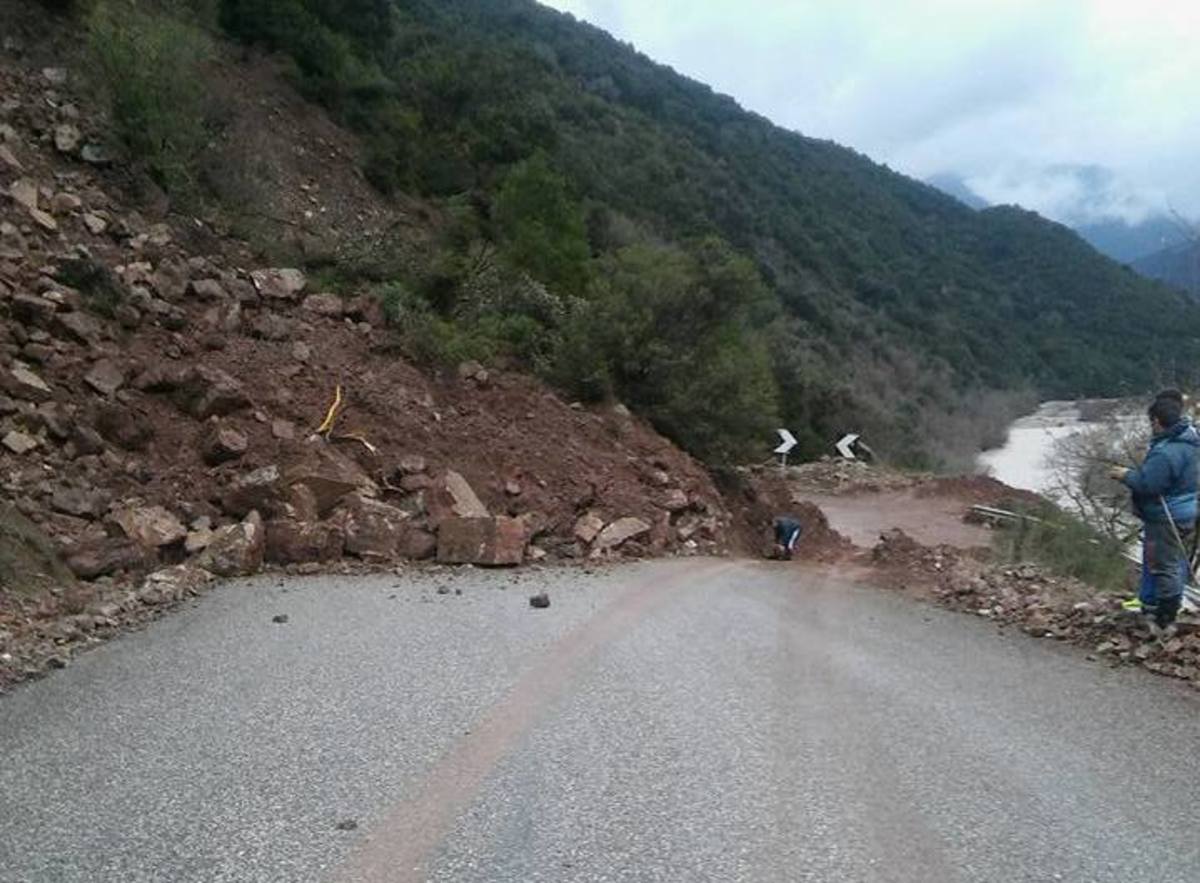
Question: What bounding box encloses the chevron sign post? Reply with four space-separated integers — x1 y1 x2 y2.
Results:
775 429 797 469
836 433 860 460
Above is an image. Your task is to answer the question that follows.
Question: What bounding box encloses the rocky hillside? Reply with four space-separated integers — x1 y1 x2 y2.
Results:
0 20 733 688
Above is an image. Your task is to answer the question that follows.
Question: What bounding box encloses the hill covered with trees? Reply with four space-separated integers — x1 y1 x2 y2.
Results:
61 0 1200 466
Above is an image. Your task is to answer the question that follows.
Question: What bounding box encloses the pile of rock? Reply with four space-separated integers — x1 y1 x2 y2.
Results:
935 562 1200 687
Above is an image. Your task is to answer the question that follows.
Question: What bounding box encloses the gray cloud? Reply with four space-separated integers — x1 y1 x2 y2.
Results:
541 0 1200 225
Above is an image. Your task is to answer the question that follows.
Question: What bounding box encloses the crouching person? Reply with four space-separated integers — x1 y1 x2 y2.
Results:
772 515 803 561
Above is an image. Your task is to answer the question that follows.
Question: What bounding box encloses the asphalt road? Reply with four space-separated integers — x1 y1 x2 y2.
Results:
2 559 1199 883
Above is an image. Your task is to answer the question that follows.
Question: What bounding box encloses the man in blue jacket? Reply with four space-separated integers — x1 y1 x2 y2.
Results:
1110 395 1199 629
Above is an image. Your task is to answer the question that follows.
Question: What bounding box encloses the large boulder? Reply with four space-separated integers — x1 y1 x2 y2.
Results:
1 364 52 403
264 519 345 565
223 465 283 517
137 565 214 605
436 516 525 567
196 513 265 577
398 526 437 561
573 511 605 545
331 495 414 561
54 311 107 345
65 536 144 580
83 359 126 397
660 489 690 513
593 517 652 553
9 293 59 327
110 505 187 550
302 293 344 317
0 503 77 594
284 443 377 516
2 431 38 455
50 485 108 520
250 268 306 300
200 424 248 465
428 470 488 525
94 403 154 451
172 365 251 419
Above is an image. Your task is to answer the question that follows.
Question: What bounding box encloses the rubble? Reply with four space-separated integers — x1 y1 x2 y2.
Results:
0 21 734 691
110 505 187 550
593 517 652 553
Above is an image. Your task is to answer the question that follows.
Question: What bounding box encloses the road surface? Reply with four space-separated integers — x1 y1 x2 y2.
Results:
2 559 1198 882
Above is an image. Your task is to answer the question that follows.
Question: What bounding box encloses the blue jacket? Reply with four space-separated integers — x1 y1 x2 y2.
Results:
1122 419 1199 525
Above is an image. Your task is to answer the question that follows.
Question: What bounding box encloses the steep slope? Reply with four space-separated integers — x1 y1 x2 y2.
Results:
211 0 1200 464
0 9 733 686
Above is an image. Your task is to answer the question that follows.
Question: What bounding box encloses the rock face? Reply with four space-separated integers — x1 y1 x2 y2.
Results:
265 520 345 565
196 513 265 577
110 505 187 550
436 516 525 566
593 517 652 553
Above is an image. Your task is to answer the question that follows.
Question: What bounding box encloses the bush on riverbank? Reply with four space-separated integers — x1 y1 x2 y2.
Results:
992 502 1132 594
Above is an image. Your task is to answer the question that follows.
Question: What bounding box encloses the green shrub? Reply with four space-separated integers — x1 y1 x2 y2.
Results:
493 154 591 296
87 2 211 198
993 503 1132 594
550 238 780 462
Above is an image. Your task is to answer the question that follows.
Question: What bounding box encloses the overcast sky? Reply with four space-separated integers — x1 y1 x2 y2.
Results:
540 0 1200 226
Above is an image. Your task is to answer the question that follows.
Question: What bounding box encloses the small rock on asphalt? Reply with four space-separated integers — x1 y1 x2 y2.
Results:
529 593 551 609
272 614 289 624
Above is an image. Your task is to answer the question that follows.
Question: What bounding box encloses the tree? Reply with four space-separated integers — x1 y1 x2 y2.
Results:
493 154 591 296
1044 414 1147 543
556 238 780 462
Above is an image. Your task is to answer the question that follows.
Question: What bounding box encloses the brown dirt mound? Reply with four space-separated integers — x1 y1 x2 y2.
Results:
0 20 734 688
916 475 1043 509
720 469 854 563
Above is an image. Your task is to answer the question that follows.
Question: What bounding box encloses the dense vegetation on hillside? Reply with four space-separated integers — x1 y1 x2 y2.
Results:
1134 240 1200 300
58 0 1200 466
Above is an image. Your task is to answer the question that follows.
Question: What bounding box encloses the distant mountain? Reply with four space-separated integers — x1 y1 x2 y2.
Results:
924 173 988 210
925 174 1189 266
1134 240 1200 298
1075 217 1188 265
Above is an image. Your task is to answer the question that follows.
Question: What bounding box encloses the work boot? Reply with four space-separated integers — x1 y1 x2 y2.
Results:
1156 596 1182 629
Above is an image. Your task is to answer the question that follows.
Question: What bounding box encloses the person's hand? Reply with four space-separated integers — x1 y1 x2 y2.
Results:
1108 465 1130 482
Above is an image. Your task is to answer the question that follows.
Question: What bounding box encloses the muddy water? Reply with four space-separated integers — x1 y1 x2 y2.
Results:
977 400 1139 501
976 400 1089 497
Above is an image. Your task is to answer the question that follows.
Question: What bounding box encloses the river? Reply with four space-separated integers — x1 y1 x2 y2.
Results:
977 399 1140 500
